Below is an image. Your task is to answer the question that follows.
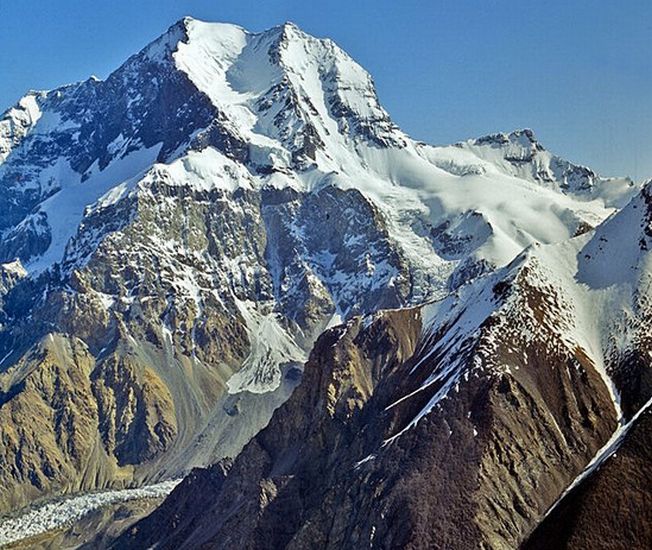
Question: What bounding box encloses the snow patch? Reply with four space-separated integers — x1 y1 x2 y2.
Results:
227 299 307 394
1 259 27 278
26 142 163 274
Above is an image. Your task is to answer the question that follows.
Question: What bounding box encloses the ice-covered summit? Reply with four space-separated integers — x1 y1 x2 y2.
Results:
0 17 639 284
424 128 634 202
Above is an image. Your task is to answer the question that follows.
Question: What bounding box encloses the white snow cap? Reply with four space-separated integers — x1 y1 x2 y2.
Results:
0 16 640 285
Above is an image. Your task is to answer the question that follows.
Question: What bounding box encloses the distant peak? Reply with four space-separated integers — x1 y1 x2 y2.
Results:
171 15 205 30
471 128 540 149
510 128 537 141
269 20 304 42
509 128 537 141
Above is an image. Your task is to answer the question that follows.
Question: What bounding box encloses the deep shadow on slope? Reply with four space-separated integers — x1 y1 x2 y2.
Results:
523 408 652 550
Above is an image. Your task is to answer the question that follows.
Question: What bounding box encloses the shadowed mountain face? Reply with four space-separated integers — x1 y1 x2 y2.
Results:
524 407 652 550
0 16 650 549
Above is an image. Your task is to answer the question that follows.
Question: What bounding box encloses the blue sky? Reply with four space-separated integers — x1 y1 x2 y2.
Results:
1 0 650 178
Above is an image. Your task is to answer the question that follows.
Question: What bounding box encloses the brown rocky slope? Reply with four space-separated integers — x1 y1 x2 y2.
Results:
523 406 652 550
115 266 624 548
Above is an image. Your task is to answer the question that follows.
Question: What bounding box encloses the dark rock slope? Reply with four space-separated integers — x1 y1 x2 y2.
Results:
524 407 652 550
115 279 619 548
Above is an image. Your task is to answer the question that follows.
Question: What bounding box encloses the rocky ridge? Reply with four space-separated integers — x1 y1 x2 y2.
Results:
117 180 652 548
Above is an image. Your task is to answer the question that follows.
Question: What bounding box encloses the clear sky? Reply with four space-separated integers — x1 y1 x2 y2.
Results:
1 0 650 179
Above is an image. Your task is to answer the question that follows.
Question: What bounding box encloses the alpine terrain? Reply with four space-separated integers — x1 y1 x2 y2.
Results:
0 17 650 549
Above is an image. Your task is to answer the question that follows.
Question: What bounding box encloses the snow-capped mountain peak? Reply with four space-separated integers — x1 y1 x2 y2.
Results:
171 16 402 164
0 18 639 287
0 92 44 163
423 127 635 204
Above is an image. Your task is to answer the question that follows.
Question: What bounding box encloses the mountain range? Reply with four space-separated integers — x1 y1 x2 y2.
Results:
0 17 650 549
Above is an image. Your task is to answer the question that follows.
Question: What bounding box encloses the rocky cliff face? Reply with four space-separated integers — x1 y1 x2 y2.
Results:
116 182 652 548
0 171 425 512
0 15 649 548
112 290 613 548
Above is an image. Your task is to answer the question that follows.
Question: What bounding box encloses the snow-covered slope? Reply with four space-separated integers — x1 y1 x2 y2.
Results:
422 129 635 205
0 17 639 289
388 179 652 447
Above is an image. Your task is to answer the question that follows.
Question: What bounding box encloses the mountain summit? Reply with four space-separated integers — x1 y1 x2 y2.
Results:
0 17 635 278
0 18 649 549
